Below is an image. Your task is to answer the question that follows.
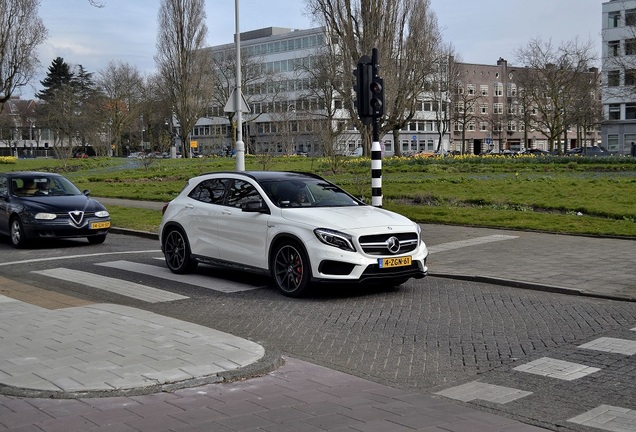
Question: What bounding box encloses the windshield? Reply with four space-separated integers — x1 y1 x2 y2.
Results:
12 176 83 197
260 178 363 208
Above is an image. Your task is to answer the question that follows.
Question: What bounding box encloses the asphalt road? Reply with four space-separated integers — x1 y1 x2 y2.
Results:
1 232 635 429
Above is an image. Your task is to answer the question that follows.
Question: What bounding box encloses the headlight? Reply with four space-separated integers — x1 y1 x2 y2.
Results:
314 228 356 252
35 213 57 220
95 210 110 217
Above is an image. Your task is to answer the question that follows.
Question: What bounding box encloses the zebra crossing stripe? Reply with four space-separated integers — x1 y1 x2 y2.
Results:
32 268 189 303
428 235 518 254
96 260 263 293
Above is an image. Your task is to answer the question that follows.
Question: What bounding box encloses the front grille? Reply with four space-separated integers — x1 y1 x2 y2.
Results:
359 232 419 255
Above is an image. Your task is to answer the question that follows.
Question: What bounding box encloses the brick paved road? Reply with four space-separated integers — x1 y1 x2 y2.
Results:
141 273 636 426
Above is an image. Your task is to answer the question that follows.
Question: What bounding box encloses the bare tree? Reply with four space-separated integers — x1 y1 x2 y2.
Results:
155 0 210 158
203 46 272 152
515 37 597 153
0 0 47 109
97 61 144 156
430 45 459 154
305 0 441 156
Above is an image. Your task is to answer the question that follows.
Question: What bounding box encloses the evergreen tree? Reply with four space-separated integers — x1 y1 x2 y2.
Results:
36 57 73 101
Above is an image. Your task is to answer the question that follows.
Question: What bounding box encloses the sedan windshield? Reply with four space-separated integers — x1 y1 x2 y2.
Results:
13 176 83 197
260 178 363 208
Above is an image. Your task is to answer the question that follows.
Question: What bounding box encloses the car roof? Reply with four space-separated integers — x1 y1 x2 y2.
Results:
198 171 324 182
3 171 63 178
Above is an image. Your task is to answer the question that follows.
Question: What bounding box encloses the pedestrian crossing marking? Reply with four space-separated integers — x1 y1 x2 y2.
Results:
427 235 518 254
32 268 188 303
568 405 636 432
513 357 600 381
435 381 532 404
96 260 264 293
578 337 636 356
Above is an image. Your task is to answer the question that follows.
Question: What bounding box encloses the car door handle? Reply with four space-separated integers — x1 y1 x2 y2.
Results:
221 209 232 215
185 204 194 209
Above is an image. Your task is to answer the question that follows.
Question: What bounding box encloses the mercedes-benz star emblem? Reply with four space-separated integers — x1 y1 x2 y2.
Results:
386 236 400 254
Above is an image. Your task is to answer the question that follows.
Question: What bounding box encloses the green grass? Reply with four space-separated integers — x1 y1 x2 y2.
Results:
2 154 635 237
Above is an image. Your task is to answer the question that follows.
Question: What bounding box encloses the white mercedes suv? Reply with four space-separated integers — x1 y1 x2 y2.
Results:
159 171 428 297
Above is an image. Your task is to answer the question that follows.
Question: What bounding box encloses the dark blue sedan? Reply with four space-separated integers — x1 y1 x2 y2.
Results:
0 172 111 248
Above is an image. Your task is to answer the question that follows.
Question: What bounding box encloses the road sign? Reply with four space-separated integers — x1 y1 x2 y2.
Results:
224 88 251 113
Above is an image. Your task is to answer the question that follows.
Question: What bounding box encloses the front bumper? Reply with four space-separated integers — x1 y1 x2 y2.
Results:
308 240 429 284
23 218 111 240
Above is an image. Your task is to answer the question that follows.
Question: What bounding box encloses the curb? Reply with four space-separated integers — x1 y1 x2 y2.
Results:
429 272 636 303
0 342 283 400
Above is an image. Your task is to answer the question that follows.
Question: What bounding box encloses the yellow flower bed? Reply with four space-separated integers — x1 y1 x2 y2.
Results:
0 156 17 164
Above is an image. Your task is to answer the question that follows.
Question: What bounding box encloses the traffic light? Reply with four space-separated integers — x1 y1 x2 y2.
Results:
354 57 373 122
370 71 384 118
354 55 384 124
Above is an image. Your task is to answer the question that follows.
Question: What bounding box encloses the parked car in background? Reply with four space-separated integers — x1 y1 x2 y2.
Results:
521 148 551 156
0 172 111 248
566 146 610 156
159 171 428 297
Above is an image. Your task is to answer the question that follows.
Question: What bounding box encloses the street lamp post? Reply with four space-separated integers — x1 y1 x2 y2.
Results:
234 0 245 171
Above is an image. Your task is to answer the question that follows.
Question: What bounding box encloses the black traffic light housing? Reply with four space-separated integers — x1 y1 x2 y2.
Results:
354 50 384 125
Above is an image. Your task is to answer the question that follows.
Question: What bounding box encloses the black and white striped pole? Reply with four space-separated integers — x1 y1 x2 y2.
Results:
354 48 385 207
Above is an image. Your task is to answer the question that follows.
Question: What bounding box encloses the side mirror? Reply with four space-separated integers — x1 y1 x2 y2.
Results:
83 189 91 196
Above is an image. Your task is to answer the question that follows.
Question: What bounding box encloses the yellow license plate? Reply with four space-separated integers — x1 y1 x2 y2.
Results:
379 256 412 268
91 221 111 229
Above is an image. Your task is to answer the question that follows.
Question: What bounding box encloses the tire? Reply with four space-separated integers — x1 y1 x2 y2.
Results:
271 240 312 297
163 228 198 274
10 217 28 249
87 234 107 245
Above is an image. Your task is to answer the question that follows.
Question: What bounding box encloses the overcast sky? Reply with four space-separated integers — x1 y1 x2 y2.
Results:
25 0 602 97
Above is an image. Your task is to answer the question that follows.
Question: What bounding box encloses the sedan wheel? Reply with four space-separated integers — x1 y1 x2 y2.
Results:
272 240 311 297
10 217 27 249
163 228 198 274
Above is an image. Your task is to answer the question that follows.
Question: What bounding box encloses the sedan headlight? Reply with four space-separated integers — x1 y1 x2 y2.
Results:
35 213 57 220
95 210 110 218
314 228 356 252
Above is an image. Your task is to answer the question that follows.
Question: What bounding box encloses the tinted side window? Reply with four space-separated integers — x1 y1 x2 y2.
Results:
189 179 228 204
0 177 6 196
227 180 261 208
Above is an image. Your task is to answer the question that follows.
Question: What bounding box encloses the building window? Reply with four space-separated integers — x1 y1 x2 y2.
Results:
480 122 488 131
494 83 503 96
609 40 620 57
493 103 503 114
607 70 620 87
627 9 636 26
455 102 464 113
608 11 620 28
626 103 636 119
609 104 621 120
454 122 463 132
467 84 475 95
480 104 488 114
626 39 636 55
507 84 517 97
480 85 488 96
607 134 619 152
507 121 516 132
468 122 475 131
627 70 636 86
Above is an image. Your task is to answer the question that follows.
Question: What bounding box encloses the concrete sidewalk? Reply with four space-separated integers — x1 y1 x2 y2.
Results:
421 223 636 302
